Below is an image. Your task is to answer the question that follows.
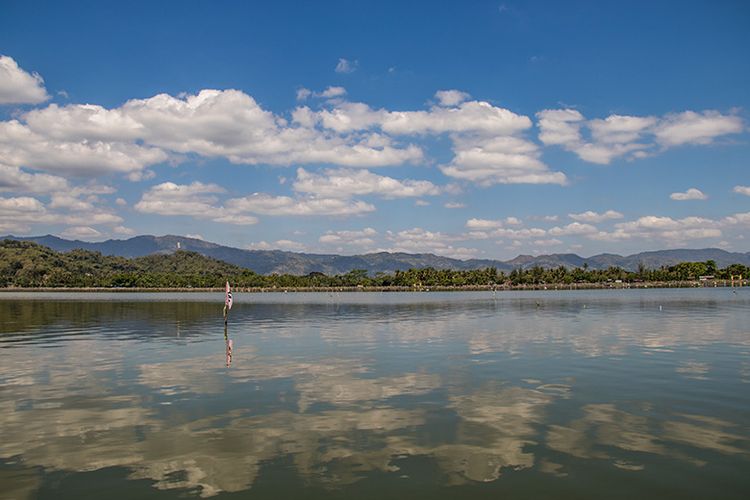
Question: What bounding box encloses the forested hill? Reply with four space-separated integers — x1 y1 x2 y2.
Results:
4 234 750 275
0 239 258 288
2 239 749 289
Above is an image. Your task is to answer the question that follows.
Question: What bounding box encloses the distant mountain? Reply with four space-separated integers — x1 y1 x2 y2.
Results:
3 234 750 275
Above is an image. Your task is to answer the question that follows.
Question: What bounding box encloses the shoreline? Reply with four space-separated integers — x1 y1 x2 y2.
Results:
0 280 746 293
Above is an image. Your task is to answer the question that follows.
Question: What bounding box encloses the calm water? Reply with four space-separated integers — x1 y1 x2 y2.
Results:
1 289 749 499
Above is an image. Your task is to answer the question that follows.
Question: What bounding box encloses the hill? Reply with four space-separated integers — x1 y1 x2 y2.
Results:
0 239 258 288
3 234 750 275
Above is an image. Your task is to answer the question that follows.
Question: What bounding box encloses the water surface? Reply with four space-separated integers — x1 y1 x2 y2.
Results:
1 289 749 499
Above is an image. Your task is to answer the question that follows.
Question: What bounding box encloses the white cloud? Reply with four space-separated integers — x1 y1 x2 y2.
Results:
113 225 136 235
0 119 168 176
589 115 657 144
319 228 377 248
0 163 68 194
185 233 204 240
722 212 750 226
538 108 743 164
293 168 440 199
670 188 707 201
335 58 358 74
0 195 45 214
134 181 258 225
0 194 123 234
385 227 479 260
134 181 225 216
590 215 722 242
318 86 347 99
10 89 423 178
246 240 306 251
537 109 651 164
441 135 567 186
274 239 307 252
316 99 532 136
414 200 430 207
533 238 563 246
60 226 102 239
465 223 547 240
548 222 598 236
465 217 523 230
296 88 312 101
0 55 49 104
225 193 374 216
383 101 532 136
568 210 624 223
296 86 348 102
434 90 470 107
654 111 744 147
733 185 750 196
444 202 465 209
135 179 379 222
536 109 584 146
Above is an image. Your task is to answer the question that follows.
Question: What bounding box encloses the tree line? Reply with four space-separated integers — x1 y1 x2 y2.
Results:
1 239 747 289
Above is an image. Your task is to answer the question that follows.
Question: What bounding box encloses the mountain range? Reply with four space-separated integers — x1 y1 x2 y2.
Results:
4 234 750 275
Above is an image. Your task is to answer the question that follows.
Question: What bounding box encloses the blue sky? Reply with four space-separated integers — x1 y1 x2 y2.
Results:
1 0 749 259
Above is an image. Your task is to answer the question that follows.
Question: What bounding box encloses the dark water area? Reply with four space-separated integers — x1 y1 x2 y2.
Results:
1 289 749 499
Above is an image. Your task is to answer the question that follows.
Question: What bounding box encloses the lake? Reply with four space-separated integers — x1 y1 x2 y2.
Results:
1 289 749 499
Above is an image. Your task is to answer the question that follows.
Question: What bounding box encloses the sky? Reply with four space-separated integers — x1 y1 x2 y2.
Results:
1 0 749 260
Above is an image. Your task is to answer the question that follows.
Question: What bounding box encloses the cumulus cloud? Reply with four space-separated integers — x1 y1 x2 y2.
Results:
134 181 258 225
0 194 123 234
434 90 470 107
6 89 424 180
465 217 523 230
316 99 532 136
335 58 358 74
319 228 378 248
246 239 307 252
538 108 743 164
60 226 102 239
296 88 312 101
293 168 441 199
670 188 707 201
113 225 136 235
590 215 722 243
733 185 750 196
568 210 624 223
225 193 374 216
318 86 347 99
1 53 743 214
0 162 68 194
0 119 168 176
444 202 465 209
385 227 479 260
722 212 750 226
134 181 225 216
654 111 744 147
548 222 598 236
441 135 567 186
133 178 383 224
533 238 563 246
0 55 49 104
464 219 547 241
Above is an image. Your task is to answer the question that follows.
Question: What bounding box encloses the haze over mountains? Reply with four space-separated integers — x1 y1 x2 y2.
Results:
4 234 750 276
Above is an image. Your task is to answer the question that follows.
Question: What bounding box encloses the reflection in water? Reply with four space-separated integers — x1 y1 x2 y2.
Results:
224 324 233 367
1 289 749 498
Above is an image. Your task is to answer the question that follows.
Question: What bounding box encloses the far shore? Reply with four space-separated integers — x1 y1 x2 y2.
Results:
1 280 747 293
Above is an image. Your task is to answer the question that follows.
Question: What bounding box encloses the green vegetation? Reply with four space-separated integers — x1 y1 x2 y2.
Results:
1 239 748 289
